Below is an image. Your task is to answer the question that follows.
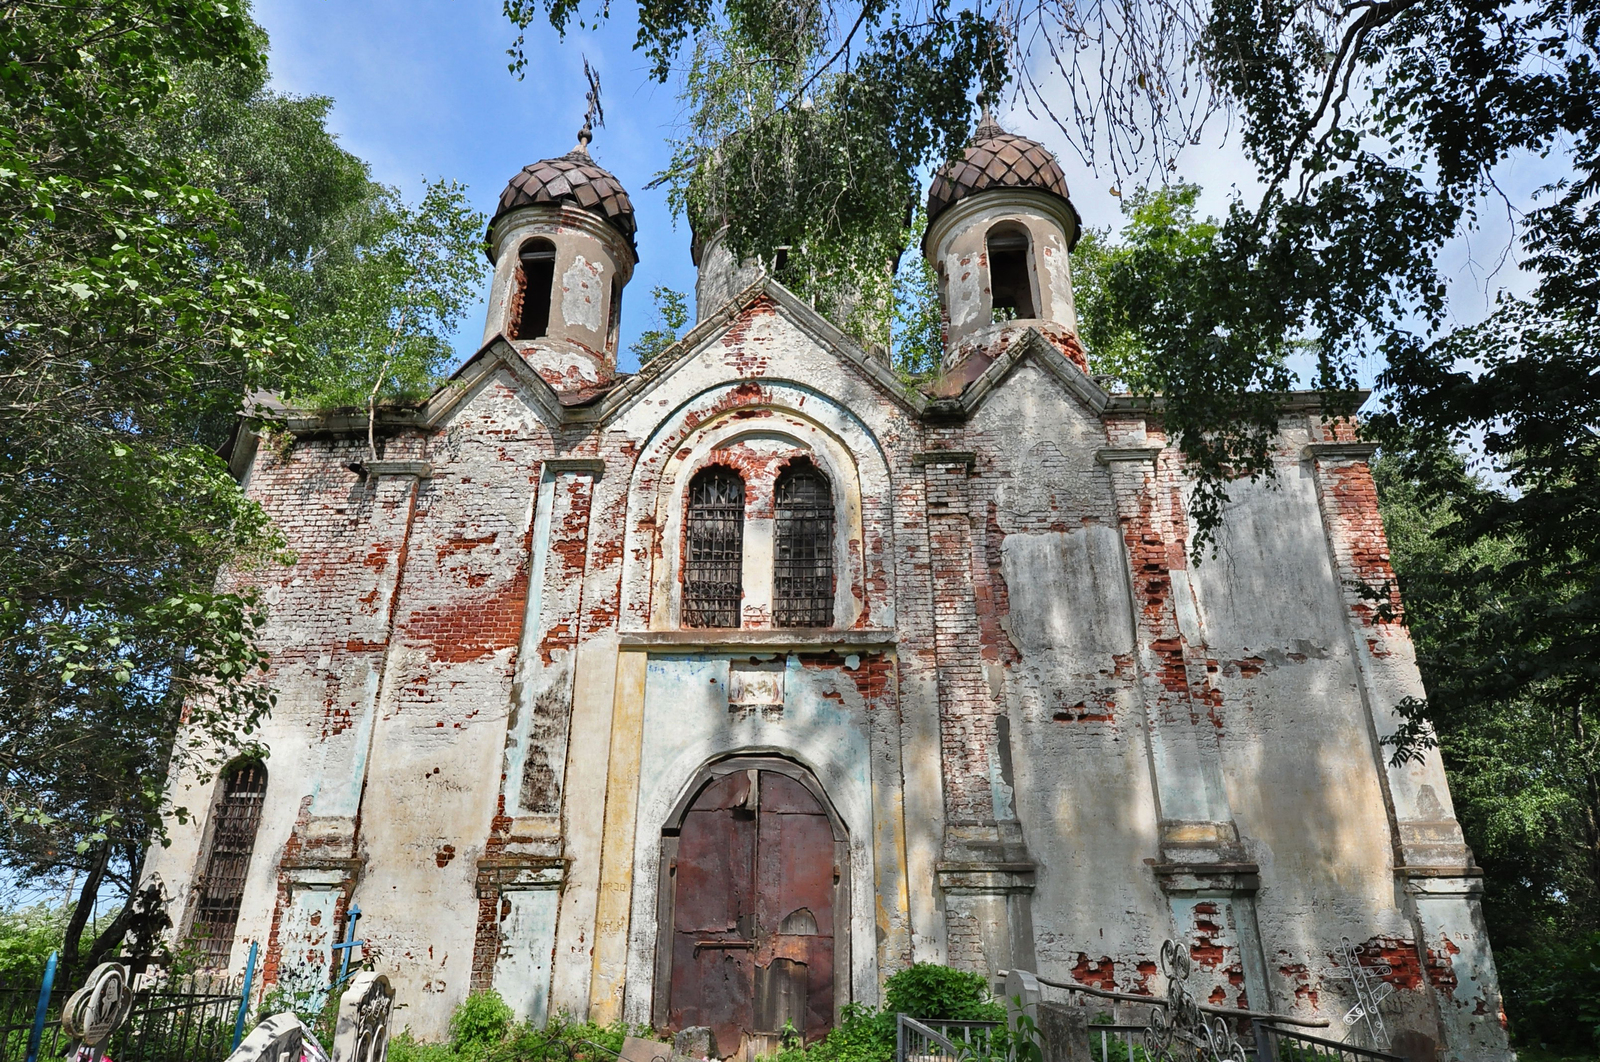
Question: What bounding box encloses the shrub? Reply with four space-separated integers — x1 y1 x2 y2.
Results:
451 991 515 1058
883 964 1003 1023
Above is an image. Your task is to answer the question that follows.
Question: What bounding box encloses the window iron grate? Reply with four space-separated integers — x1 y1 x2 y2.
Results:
684 468 745 628
191 763 267 967
774 464 834 627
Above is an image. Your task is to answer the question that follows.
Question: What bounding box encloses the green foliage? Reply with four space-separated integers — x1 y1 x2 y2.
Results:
632 286 692 365
1491 934 1600 1051
387 1003 665 1062
0 906 64 984
890 208 942 383
451 991 515 1058
257 981 342 1047
883 964 1001 1022
0 0 481 978
278 179 486 420
0 0 292 974
1069 186 1219 390
648 0 1003 350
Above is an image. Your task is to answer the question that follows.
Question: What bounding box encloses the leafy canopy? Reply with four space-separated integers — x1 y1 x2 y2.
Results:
1 0 484 973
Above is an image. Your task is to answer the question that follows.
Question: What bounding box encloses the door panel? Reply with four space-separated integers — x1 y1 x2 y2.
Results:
667 767 839 1055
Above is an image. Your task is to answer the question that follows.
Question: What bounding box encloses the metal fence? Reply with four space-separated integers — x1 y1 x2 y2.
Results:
896 1014 1004 1062
1254 1024 1405 1062
1087 1023 1150 1062
0 968 243 1062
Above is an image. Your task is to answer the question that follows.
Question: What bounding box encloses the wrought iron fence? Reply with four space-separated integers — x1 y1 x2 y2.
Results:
896 1014 1004 1062
0 970 241 1062
1254 1025 1404 1062
1087 1023 1151 1062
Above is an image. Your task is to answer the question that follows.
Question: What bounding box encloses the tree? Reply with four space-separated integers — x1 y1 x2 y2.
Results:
0 0 292 976
0 0 485 977
631 286 691 365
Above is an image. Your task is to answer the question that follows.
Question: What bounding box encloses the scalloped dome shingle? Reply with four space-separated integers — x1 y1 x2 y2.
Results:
927 115 1075 224
493 147 637 249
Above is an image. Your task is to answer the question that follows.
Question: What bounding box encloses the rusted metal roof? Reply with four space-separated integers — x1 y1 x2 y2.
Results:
927 114 1076 224
494 146 637 249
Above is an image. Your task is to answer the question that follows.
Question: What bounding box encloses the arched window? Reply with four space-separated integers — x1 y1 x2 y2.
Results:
191 762 268 967
774 461 834 628
683 468 745 628
987 223 1037 321
515 238 557 340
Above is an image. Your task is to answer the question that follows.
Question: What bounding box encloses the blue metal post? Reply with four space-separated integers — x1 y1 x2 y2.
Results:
24 951 58 1062
332 903 364 987
233 940 260 1051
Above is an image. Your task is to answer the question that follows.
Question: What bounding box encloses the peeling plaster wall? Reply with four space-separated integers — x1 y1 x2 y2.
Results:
966 364 1171 989
149 269 1507 1058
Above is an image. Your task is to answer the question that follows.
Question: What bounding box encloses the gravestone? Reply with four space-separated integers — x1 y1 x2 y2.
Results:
330 972 394 1062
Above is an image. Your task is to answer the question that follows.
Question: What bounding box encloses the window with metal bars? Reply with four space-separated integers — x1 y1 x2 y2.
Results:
683 467 746 628
190 762 267 967
774 461 834 627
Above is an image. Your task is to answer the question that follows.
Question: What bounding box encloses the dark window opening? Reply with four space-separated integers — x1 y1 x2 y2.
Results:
774 461 834 628
191 762 268 967
515 238 557 340
987 224 1036 321
684 468 746 628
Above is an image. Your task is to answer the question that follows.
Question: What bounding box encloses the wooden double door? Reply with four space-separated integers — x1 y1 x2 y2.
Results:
659 763 846 1058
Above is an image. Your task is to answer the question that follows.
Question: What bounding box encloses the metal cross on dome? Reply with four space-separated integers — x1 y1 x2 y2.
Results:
577 57 604 151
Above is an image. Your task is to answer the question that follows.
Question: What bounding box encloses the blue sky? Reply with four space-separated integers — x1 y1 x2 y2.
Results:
248 0 1161 374
251 0 1543 382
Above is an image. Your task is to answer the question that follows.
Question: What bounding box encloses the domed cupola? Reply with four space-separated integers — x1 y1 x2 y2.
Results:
923 111 1084 362
482 122 638 391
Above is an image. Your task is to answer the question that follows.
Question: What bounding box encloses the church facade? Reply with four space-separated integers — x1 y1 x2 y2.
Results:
144 117 1511 1060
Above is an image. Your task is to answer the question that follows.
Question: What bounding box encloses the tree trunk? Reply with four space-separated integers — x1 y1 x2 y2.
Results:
61 842 110 980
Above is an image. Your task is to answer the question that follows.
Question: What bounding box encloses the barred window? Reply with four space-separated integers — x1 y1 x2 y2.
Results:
191 762 267 967
684 467 745 628
774 461 834 627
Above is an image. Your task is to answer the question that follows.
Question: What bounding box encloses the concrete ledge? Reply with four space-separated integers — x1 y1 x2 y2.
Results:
1303 442 1378 461
545 457 607 476
1096 446 1163 465
616 628 896 651
364 460 432 479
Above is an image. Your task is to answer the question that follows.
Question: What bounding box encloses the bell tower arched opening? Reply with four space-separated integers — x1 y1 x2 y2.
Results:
514 237 557 340
986 222 1037 321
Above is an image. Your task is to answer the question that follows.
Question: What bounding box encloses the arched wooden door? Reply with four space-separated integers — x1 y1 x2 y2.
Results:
658 761 846 1057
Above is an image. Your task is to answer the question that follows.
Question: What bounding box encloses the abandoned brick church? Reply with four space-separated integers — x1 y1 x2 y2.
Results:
144 114 1512 1060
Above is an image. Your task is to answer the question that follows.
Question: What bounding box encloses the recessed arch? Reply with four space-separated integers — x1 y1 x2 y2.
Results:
652 755 851 1047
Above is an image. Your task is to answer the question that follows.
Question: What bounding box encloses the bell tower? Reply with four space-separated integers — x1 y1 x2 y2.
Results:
923 112 1083 367
483 115 638 392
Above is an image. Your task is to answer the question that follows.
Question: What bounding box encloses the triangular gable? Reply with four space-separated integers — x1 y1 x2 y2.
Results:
251 279 1117 441
947 327 1112 416
420 334 564 429
581 276 930 424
